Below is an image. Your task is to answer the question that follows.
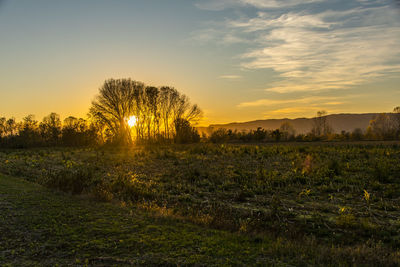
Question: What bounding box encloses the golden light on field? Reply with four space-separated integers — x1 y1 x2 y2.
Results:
127 116 137 127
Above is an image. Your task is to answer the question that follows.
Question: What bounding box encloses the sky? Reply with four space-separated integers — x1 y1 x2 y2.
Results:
0 0 399 125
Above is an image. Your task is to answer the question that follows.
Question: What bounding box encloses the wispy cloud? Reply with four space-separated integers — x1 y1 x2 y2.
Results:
265 106 322 116
195 0 324 11
238 95 345 107
194 0 400 94
188 27 249 45
325 101 344 105
263 106 343 118
219 75 242 80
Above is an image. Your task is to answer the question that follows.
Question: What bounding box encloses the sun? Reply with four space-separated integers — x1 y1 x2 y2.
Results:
127 116 137 127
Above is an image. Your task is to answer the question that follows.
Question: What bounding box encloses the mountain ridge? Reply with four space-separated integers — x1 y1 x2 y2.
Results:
198 113 383 135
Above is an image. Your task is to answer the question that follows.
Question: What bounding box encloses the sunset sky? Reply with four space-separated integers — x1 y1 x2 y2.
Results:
0 0 399 125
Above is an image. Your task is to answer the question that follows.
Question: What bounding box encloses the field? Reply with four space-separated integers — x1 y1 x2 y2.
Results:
1 143 400 265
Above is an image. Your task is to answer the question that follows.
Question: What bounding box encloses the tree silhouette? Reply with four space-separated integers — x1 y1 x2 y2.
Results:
311 111 332 137
393 106 400 138
19 115 41 147
89 79 142 145
0 117 6 139
279 121 295 140
5 118 17 136
61 117 97 146
89 78 202 144
39 113 62 145
174 118 200 143
367 113 396 139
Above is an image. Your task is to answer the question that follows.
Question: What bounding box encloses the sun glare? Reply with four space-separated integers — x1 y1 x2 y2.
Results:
127 116 136 127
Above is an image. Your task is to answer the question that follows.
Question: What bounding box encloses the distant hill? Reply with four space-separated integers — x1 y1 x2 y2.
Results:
198 113 382 135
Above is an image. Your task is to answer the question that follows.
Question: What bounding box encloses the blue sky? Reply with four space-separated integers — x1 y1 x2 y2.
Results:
0 0 399 125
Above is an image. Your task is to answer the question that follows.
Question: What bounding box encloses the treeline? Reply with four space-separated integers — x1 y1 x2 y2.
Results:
0 112 201 149
1 109 399 148
207 108 400 143
0 113 99 148
0 78 202 148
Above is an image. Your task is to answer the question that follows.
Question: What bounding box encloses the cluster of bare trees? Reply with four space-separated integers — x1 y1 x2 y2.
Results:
89 79 202 144
366 107 400 139
311 110 333 136
307 108 400 140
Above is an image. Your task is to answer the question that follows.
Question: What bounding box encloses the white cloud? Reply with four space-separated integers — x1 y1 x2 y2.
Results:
229 12 333 31
194 1 400 94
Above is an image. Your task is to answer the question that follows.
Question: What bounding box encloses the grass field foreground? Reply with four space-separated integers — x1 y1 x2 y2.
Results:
1 143 400 265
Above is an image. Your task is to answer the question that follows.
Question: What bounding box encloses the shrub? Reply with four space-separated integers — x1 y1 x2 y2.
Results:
41 165 95 194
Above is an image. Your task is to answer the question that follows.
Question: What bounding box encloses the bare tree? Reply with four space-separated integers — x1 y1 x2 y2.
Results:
40 113 62 144
171 94 203 129
19 115 41 147
367 113 396 139
279 121 295 140
0 117 18 139
0 117 6 138
311 111 332 136
5 118 18 136
145 86 159 140
159 87 179 139
89 79 143 144
393 106 400 137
